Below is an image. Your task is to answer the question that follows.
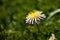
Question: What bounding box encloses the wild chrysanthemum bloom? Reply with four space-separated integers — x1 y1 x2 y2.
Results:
26 10 46 24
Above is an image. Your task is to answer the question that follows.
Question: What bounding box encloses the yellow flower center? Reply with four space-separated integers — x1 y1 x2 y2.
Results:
28 11 40 19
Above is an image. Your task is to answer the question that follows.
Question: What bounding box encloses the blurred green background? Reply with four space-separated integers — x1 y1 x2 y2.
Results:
0 0 60 40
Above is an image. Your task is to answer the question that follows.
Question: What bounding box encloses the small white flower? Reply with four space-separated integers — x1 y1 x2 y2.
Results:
26 10 46 24
49 33 56 40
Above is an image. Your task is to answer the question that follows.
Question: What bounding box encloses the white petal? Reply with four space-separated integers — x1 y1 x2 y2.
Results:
26 18 30 21
31 21 33 24
37 18 40 21
38 16 41 19
39 11 43 14
35 18 38 23
26 15 30 19
31 19 34 24
29 19 32 24
26 20 28 23
39 17 44 19
41 14 46 18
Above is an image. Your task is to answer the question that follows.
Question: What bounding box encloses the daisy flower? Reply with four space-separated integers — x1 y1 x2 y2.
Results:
26 10 46 24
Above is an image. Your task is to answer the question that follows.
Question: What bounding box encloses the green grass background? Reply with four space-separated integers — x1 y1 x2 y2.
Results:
0 0 60 40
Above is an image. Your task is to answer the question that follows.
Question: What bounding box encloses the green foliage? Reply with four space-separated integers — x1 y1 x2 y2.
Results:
0 0 60 40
